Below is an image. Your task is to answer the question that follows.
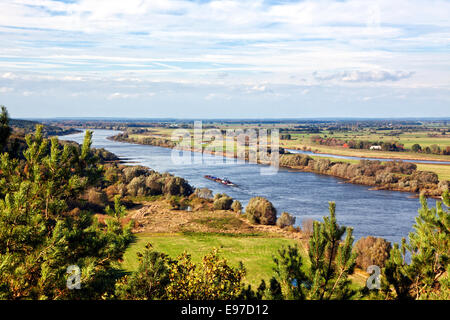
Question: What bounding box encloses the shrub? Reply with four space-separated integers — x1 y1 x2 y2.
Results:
231 200 243 213
276 212 296 228
213 193 233 210
105 184 119 200
105 195 127 218
411 143 422 153
117 183 127 197
145 175 163 195
123 166 149 183
162 176 193 196
245 197 277 225
168 196 181 210
194 188 213 200
85 187 108 207
104 164 122 183
166 250 245 300
115 244 170 299
302 218 314 238
279 154 312 167
354 236 391 270
189 196 212 211
127 176 147 197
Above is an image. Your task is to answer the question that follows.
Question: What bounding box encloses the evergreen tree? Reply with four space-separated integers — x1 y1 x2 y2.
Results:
0 126 132 299
383 192 449 300
0 105 11 150
272 202 356 300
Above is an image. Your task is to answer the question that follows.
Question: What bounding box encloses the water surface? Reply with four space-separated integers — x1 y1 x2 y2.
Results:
61 130 432 244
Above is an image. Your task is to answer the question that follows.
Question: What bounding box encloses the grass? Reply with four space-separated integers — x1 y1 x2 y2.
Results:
416 163 450 181
282 130 450 161
192 216 245 230
121 232 302 288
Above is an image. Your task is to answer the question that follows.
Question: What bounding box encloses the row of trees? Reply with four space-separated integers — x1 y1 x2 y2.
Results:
310 135 405 152
411 143 450 155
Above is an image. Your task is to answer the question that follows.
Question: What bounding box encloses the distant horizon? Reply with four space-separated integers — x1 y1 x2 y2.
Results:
19 116 450 122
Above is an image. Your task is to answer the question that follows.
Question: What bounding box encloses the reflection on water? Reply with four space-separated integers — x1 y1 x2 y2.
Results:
61 129 433 244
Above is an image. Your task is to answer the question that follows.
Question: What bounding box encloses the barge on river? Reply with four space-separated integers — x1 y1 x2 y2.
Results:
204 175 236 186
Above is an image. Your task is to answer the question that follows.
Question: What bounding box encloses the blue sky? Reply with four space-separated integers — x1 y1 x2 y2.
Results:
0 0 449 118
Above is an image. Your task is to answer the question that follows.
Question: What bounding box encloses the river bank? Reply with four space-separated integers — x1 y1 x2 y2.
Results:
110 132 449 197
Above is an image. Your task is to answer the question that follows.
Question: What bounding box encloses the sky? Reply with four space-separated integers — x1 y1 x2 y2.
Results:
0 0 449 119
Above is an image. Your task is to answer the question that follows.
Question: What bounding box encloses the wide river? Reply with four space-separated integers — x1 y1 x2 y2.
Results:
61 129 435 244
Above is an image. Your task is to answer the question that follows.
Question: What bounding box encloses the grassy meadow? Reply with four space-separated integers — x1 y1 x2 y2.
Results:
122 232 304 288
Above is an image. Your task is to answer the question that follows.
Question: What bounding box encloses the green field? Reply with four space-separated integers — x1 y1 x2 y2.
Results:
126 125 450 181
122 232 303 288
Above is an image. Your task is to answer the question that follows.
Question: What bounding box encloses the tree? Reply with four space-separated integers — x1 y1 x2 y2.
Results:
165 250 246 300
213 193 233 210
411 144 422 153
105 195 127 218
0 106 11 150
231 200 242 213
245 197 277 225
307 202 356 300
272 202 356 300
354 236 391 270
0 126 132 299
276 212 296 228
115 243 170 300
383 192 449 300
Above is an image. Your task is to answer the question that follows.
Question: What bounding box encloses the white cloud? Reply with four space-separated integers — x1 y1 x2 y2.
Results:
2 72 17 79
0 87 14 93
107 92 155 100
0 0 449 116
313 70 415 83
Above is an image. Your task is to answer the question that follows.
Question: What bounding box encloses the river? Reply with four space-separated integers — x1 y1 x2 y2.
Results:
61 129 434 244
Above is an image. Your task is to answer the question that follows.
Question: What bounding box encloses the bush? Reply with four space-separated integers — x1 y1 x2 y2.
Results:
127 176 147 197
115 244 170 299
104 164 122 183
166 250 245 300
279 154 312 167
123 166 149 183
105 184 119 200
213 193 233 210
194 188 213 200
145 175 163 195
168 196 181 210
276 212 296 228
117 183 127 197
411 143 422 153
162 176 193 196
245 197 277 225
354 236 391 270
85 187 108 207
231 200 243 213
302 218 314 238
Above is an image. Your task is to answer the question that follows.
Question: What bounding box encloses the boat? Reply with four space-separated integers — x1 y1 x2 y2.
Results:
204 175 236 186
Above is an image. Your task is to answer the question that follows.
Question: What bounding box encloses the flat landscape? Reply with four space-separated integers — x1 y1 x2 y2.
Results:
1 0 449 304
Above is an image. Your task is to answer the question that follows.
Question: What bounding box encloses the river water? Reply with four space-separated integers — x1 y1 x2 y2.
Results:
60 129 434 244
